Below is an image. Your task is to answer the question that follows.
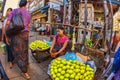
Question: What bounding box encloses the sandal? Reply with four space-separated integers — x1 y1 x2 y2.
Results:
9 62 13 69
21 73 31 80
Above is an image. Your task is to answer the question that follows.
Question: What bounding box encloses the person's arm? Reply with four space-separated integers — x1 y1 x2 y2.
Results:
50 39 56 53
5 11 13 44
5 21 11 45
2 23 4 41
5 21 10 31
27 12 31 32
6 10 13 31
55 41 68 55
27 23 30 32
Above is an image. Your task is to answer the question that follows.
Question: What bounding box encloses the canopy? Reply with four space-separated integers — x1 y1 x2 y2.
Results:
64 0 120 5
107 0 120 5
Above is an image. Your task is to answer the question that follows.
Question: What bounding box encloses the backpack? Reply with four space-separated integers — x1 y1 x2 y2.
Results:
6 9 24 37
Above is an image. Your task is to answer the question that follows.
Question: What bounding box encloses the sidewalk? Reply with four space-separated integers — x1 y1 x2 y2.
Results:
0 31 52 80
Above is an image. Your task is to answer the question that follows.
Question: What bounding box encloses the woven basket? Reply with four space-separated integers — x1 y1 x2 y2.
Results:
31 48 50 63
31 47 50 53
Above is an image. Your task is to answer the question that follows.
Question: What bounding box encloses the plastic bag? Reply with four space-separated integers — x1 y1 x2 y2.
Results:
64 51 77 60
0 43 6 55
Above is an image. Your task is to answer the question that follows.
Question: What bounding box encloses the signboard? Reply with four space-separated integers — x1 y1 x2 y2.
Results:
38 0 45 8
49 2 61 11
49 0 63 5
93 21 103 28
30 0 45 12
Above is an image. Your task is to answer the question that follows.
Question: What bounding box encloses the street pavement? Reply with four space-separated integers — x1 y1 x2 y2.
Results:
0 31 52 80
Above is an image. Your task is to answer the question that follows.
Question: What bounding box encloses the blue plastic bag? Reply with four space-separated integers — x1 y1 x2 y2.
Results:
64 51 77 60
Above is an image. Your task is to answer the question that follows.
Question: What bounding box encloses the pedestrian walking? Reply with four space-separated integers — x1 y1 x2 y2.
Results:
2 8 14 69
5 0 31 79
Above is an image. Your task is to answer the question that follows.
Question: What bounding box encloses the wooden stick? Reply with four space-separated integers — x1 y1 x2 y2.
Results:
76 52 90 62
86 47 104 55
40 22 98 32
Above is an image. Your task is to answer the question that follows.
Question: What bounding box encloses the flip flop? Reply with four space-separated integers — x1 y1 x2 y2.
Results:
21 73 31 80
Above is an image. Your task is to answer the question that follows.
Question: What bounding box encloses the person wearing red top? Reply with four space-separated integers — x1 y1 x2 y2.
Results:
50 26 69 58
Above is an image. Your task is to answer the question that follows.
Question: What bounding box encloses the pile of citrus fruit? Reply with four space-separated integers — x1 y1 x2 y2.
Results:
50 58 94 80
29 40 50 50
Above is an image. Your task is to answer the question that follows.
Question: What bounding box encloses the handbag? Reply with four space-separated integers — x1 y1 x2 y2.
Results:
6 9 24 36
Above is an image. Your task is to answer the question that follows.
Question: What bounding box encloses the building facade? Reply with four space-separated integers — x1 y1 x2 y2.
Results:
29 0 63 35
3 0 19 16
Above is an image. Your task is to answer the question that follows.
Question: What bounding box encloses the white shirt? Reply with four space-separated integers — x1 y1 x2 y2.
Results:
3 18 7 34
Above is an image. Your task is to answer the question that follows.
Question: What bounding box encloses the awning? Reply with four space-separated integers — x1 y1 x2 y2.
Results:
107 0 120 5
64 0 120 5
31 12 47 20
40 5 50 14
73 0 80 2
64 0 69 4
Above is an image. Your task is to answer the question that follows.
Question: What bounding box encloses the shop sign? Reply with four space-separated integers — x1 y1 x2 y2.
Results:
49 0 63 5
49 2 61 11
30 0 45 12
93 21 103 28
38 0 45 8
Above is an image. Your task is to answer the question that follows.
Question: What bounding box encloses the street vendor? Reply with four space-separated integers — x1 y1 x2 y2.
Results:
50 26 69 58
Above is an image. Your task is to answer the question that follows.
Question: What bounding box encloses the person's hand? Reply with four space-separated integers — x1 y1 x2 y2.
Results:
1 37 3 42
50 49 53 54
50 53 54 58
51 53 58 58
6 37 10 45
